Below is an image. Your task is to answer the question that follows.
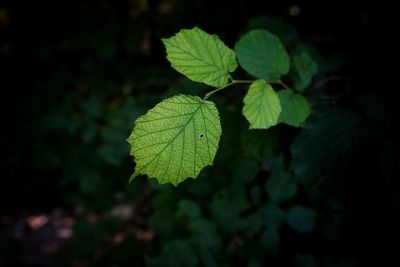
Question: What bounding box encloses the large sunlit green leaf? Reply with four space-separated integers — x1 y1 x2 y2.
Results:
128 95 222 185
162 27 237 87
235 30 289 80
242 80 281 129
277 89 311 127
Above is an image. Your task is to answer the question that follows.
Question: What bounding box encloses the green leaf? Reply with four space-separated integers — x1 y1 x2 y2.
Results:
127 95 222 185
290 51 318 92
231 159 260 185
162 27 237 87
294 44 343 76
176 199 202 220
259 203 286 228
238 214 263 233
235 30 289 80
146 240 198 267
243 80 281 129
265 170 297 203
211 191 249 232
260 227 280 252
277 89 311 127
196 237 218 267
287 205 316 234
290 109 364 201
188 219 220 248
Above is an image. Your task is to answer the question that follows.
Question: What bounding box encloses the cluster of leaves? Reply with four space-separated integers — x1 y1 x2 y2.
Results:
144 154 321 267
128 26 315 185
126 17 389 267
3 2 396 265
38 90 148 210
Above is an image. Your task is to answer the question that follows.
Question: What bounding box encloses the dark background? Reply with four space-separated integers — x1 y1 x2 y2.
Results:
1 0 398 266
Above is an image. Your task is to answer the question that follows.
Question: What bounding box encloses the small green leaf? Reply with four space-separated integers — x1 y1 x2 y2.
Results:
259 203 286 228
265 170 297 203
162 27 237 87
277 89 311 127
235 30 289 80
260 227 280 252
243 80 281 129
127 95 222 185
290 51 318 92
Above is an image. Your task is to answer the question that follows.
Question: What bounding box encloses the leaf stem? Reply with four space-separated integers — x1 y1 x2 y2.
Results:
270 80 290 89
203 79 290 100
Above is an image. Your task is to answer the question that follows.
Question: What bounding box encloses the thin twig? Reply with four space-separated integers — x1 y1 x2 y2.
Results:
269 80 290 89
203 79 290 100
203 80 252 100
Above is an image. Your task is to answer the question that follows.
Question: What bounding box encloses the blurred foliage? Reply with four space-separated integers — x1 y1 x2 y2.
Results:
1 0 399 267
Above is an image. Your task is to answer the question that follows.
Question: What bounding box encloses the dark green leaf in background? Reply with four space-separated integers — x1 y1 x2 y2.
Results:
265 170 297 203
176 199 202 220
259 203 286 228
291 109 364 200
287 205 316 234
278 89 311 127
241 128 281 159
235 30 290 80
146 240 198 267
211 191 249 232
260 227 280 253
290 52 318 92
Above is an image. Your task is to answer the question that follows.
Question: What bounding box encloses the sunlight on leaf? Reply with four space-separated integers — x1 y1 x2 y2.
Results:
243 80 281 129
163 27 237 87
128 95 222 185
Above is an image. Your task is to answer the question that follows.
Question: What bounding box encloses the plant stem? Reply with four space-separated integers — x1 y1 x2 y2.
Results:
203 79 290 100
203 80 251 100
271 80 290 89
